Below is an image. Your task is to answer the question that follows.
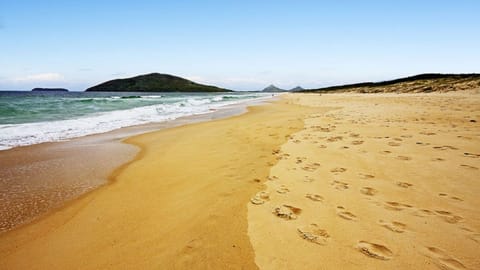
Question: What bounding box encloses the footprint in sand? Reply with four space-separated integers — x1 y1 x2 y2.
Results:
463 152 480 158
327 136 343 142
277 153 290 161
305 193 324 202
318 127 334 132
330 167 347 174
465 231 480 244
267 175 278 181
433 145 458 151
350 133 360 138
272 205 302 220
423 246 466 270
331 180 349 190
384 201 413 211
388 142 401 147
359 173 375 179
351 140 364 145
434 210 464 224
396 182 413 188
396 156 412 161
297 224 330 245
336 206 357 221
318 144 327 149
302 162 321 172
250 191 270 205
438 194 464 202
360 187 378 196
296 157 307 164
460 164 478 170
412 209 436 218
379 220 407 233
420 131 437 136
252 178 263 183
356 241 393 260
276 185 290 194
431 157 445 162
380 150 392 154
450 196 463 202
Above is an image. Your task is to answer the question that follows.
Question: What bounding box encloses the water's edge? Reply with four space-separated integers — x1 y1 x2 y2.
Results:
0 96 276 233
0 92 273 150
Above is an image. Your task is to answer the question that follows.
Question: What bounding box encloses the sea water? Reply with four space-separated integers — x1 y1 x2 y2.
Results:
0 91 272 150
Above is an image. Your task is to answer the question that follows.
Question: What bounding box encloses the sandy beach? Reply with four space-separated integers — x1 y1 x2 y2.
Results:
1 91 479 269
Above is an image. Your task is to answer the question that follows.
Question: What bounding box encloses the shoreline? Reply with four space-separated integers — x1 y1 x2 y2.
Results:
1 91 479 269
0 94 315 269
0 96 273 233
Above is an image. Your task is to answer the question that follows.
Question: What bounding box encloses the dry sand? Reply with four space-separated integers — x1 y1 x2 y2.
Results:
249 91 480 270
1 91 479 269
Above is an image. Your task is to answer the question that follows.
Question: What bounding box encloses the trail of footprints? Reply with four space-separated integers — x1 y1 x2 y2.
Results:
251 167 474 264
424 246 466 270
248 111 477 267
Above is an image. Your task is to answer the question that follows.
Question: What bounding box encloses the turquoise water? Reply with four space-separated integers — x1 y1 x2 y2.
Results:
0 91 271 149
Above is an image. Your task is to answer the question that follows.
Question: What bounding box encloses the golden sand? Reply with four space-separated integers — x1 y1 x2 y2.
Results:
1 92 479 269
0 99 317 269
248 92 480 269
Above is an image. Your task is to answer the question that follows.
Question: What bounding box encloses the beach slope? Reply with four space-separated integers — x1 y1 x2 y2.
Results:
0 98 318 269
249 91 480 269
1 91 479 269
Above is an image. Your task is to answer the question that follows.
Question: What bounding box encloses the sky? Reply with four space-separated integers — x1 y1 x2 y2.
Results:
0 0 479 91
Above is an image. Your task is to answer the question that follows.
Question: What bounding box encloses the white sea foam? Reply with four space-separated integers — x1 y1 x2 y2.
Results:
0 93 272 150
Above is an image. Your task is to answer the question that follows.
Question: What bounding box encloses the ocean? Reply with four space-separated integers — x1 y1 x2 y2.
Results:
0 91 272 150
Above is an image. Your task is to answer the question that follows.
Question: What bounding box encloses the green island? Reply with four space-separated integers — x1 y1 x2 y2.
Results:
85 73 232 92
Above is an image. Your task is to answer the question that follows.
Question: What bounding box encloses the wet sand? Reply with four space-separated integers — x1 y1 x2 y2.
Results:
0 134 137 233
0 97 316 269
1 91 479 269
0 101 251 233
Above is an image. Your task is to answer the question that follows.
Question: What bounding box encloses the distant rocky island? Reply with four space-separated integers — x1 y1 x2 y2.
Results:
302 73 480 93
290 86 304 91
262 85 285 92
262 85 304 92
85 73 232 92
32 88 69 92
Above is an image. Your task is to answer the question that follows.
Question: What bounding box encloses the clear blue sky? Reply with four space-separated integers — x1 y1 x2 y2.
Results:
1 0 479 91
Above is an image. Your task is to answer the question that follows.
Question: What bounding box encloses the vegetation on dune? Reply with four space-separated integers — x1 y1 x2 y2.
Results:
302 73 480 93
